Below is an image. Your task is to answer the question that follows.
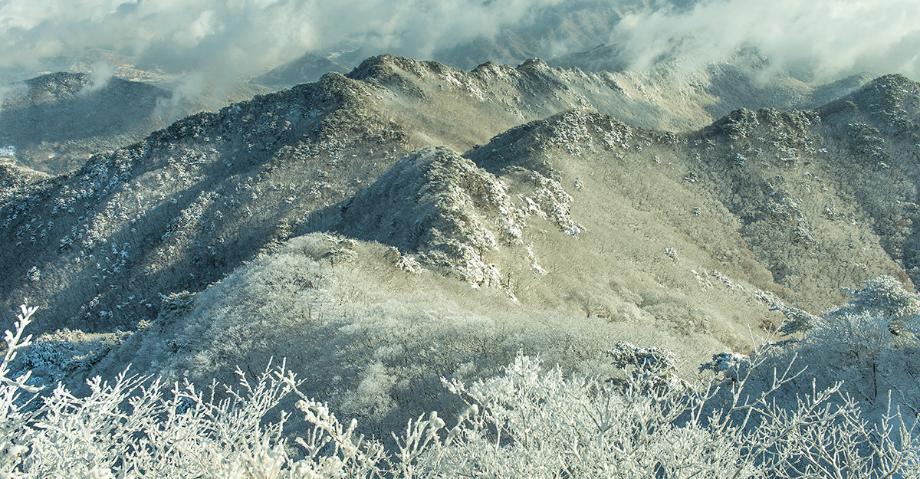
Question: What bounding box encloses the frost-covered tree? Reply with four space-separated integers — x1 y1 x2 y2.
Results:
2 303 920 477
765 276 920 407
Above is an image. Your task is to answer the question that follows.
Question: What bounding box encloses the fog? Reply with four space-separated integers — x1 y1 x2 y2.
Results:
0 0 566 83
1 0 918 94
611 0 920 81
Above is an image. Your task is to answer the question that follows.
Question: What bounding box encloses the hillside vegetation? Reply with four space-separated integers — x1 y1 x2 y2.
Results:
3 55 920 476
5 276 920 477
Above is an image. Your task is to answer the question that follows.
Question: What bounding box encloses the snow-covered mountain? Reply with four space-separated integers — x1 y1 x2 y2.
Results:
3 54 919 437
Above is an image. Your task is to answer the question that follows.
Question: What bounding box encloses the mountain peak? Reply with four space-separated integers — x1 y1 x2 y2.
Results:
24 71 89 91
469 109 640 174
518 58 552 73
868 73 916 89
818 73 920 133
330 146 523 287
347 54 456 81
857 73 920 107
707 107 820 141
346 54 401 79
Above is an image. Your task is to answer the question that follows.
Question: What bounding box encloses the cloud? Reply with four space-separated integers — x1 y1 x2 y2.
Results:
152 71 205 123
610 0 920 80
0 82 26 108
0 0 566 85
1 0 919 102
83 61 115 93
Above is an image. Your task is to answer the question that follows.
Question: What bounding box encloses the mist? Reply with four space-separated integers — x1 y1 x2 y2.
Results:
0 0 566 85
1 0 919 96
611 0 920 81
83 62 115 93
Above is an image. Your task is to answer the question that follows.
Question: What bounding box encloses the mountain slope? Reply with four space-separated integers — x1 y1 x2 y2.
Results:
0 157 49 203
0 72 408 333
81 82 920 437
0 53 770 333
0 53 748 330
3 60 920 437
1 57 914 334
0 56 920 438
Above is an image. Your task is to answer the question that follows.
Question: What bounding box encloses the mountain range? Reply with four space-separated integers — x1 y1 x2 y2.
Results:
2 53 919 436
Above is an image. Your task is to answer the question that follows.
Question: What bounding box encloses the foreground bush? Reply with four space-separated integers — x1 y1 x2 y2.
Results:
2 305 920 478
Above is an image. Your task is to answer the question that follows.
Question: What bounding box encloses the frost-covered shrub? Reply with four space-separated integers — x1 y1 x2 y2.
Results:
762 276 920 411
2 304 920 477
9 329 127 389
832 275 920 323
776 276 920 359
1 306 300 478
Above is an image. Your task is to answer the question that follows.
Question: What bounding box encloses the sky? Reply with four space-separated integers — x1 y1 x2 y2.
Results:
0 0 919 89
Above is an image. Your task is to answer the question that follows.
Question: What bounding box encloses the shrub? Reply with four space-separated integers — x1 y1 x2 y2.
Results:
2 304 919 477
767 276 920 407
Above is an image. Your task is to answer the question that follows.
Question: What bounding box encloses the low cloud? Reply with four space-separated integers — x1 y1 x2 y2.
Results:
152 72 205 123
610 0 920 81
1 0 919 100
0 0 565 86
83 61 116 93
0 83 27 108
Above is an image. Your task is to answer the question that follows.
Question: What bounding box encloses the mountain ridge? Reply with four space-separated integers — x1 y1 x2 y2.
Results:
3 54 920 440
2 55 915 335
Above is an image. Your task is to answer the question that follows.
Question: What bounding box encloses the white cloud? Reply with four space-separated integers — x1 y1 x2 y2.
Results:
176 10 218 48
83 61 115 93
0 82 26 107
0 0 564 83
610 0 920 80
1 0 918 96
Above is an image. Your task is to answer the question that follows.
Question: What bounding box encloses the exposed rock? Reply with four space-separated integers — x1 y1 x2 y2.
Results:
333 147 524 286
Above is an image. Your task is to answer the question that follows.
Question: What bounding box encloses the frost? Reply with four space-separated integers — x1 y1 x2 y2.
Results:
26 266 40 283
3 306 920 477
526 243 547 275
665 247 678 261
518 171 583 236
704 351 749 373
384 247 423 274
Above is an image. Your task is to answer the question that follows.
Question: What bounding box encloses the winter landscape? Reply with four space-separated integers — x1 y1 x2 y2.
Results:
3 0 920 477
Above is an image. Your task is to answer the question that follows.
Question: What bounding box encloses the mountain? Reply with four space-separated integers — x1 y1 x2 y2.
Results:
249 0 865 127
250 1 630 88
252 0 701 88
550 44 873 117
3 55 919 437
0 72 197 174
0 156 49 203
258 52 868 135
253 51 361 90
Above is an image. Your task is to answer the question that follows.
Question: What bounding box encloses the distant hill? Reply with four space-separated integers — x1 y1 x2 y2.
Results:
253 51 359 89
0 72 197 174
